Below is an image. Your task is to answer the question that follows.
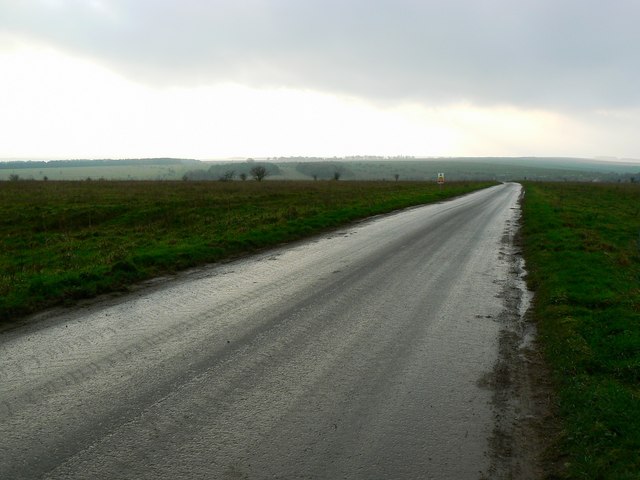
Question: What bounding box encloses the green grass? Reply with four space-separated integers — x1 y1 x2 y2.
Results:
0 180 494 323
521 182 640 479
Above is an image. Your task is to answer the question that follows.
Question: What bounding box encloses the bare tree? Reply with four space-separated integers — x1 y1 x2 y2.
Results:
333 171 341 181
394 173 400 181
219 170 235 182
250 165 268 181
239 172 247 181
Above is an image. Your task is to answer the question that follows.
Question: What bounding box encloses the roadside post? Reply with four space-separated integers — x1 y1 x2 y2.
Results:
437 172 445 189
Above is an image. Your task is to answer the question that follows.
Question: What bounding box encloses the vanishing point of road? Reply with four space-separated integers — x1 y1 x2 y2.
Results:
0 182 532 479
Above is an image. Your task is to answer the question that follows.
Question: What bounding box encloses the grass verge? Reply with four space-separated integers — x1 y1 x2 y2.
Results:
1 180 494 323
521 182 640 479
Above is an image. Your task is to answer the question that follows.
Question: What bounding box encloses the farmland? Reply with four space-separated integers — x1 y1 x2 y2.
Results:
0 179 494 323
521 182 640 478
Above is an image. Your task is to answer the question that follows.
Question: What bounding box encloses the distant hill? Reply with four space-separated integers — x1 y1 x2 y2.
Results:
294 162 356 180
1 157 639 182
183 161 281 181
0 158 198 169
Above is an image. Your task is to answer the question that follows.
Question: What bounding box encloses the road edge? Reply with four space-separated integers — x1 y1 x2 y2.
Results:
482 186 560 479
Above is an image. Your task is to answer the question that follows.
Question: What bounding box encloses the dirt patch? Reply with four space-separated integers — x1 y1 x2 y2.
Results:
481 192 561 479
483 314 559 479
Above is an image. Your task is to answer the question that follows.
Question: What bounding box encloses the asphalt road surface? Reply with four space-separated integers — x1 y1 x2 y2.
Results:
0 182 529 479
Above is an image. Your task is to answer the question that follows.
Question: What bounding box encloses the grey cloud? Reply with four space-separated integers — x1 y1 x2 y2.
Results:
2 0 638 109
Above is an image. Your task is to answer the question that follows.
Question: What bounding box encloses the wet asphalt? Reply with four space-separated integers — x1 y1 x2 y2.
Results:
0 182 523 479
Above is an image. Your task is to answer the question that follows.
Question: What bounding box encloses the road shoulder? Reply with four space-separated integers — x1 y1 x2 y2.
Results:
483 192 560 479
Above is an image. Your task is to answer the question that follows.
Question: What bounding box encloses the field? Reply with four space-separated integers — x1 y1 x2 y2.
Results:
0 180 494 323
521 182 640 478
0 160 196 181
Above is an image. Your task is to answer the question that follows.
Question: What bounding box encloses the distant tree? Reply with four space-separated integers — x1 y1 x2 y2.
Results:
250 165 268 181
333 171 341 181
9 174 19 181
219 170 235 182
43 176 48 181
295 162 353 180
394 173 400 181
239 172 247 181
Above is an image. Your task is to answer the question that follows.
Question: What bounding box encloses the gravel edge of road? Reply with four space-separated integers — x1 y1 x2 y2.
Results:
482 189 559 480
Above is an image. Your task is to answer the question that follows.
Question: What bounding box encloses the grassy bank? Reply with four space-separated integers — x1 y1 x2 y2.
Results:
521 182 640 478
0 180 494 323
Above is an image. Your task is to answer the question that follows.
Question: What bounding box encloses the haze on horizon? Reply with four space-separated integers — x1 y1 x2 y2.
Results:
1 0 639 161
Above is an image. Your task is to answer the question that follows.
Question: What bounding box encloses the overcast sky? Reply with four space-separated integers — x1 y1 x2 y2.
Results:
1 0 639 160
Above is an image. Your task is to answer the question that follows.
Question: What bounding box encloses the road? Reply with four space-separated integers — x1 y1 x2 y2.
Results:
0 182 530 479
